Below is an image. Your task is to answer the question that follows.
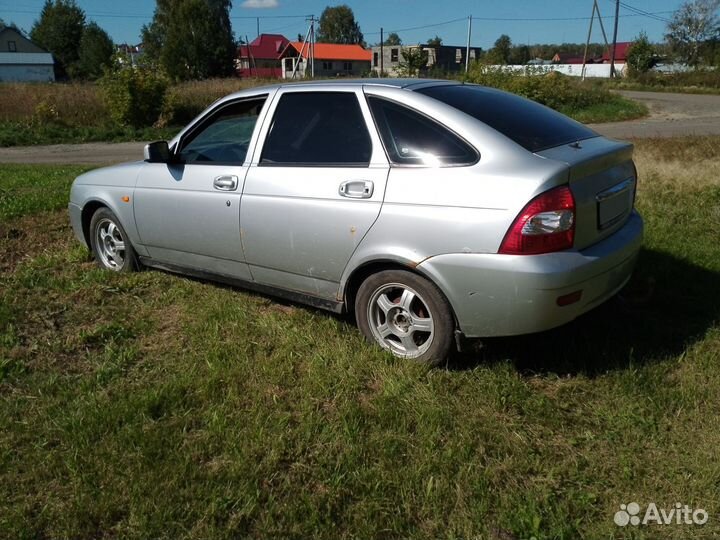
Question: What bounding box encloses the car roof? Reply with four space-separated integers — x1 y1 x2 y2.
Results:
223 78 457 100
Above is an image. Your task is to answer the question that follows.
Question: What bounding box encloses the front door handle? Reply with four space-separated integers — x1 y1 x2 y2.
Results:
213 175 238 191
339 180 374 199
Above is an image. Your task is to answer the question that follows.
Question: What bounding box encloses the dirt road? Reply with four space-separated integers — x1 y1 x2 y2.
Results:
0 91 718 165
589 90 720 139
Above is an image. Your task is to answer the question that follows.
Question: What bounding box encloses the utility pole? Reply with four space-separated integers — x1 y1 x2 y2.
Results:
465 15 473 73
610 0 620 78
310 15 315 78
256 17 260 39
380 27 384 77
581 0 611 80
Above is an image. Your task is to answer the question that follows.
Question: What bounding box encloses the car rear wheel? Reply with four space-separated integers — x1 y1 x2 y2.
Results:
89 207 138 272
355 270 454 365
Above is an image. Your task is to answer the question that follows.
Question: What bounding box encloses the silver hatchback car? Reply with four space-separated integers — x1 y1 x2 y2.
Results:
69 79 643 364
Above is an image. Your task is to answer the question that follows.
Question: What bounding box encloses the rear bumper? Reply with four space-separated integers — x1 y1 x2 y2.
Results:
417 210 643 338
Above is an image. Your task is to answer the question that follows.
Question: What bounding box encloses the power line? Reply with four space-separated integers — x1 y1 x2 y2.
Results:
0 8 312 20
365 17 467 36
607 0 672 23
620 2 672 23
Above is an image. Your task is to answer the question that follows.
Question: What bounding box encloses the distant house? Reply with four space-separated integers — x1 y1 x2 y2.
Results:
0 25 54 82
116 43 143 67
551 53 589 65
237 33 289 78
370 44 482 76
281 42 371 78
601 42 632 63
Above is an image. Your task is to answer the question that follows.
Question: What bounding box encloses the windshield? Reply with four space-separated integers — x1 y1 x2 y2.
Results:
416 84 598 153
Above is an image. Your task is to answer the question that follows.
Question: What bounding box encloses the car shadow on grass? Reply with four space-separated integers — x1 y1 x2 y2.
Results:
449 248 720 377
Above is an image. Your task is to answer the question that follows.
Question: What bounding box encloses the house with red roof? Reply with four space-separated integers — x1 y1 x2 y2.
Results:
237 33 290 78
280 41 372 78
601 42 632 63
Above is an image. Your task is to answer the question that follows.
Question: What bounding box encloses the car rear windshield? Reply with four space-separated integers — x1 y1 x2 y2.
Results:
416 84 598 153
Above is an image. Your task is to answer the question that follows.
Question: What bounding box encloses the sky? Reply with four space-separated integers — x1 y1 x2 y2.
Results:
1 0 685 50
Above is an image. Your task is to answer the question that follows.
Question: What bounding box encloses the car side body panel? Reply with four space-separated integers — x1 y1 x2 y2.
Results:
240 85 391 299
68 162 146 255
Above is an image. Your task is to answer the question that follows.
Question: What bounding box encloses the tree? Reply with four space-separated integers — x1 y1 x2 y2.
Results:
426 35 443 48
30 0 86 78
142 0 236 80
509 44 531 65
385 32 401 46
666 0 720 66
317 5 364 45
76 22 114 79
485 34 512 64
626 32 657 75
397 46 428 77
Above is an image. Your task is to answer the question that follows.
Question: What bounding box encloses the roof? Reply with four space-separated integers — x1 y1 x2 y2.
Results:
602 42 632 61
218 78 451 101
238 33 289 60
287 42 371 61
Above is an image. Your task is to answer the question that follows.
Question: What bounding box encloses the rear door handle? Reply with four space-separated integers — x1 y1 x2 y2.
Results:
213 175 238 191
339 180 373 199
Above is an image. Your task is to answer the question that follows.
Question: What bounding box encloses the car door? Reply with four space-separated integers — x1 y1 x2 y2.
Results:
241 87 390 300
133 94 270 280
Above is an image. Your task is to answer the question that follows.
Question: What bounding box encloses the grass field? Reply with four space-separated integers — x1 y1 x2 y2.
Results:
1 137 719 539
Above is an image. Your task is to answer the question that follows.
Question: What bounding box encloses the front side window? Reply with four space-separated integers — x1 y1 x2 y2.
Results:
260 92 372 167
367 96 478 166
179 97 266 164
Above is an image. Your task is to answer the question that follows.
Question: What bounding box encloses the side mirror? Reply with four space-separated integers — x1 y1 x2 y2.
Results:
144 141 173 163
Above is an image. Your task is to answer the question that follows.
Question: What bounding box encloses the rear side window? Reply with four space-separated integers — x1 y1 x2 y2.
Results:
416 84 597 153
260 92 372 166
367 97 478 166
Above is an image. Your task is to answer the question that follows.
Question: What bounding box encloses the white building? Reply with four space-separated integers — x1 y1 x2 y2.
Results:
0 25 54 82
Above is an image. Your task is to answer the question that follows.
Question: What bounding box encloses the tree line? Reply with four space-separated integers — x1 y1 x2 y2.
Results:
11 0 720 82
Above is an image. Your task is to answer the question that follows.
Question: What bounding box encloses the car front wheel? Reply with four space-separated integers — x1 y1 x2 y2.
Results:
355 270 455 365
89 207 138 272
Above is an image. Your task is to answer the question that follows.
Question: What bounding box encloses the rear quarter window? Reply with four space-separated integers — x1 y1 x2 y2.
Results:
416 84 597 153
367 96 478 166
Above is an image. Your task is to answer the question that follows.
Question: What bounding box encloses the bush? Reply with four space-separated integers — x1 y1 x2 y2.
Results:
100 67 168 128
465 65 614 112
626 32 656 77
157 78 260 126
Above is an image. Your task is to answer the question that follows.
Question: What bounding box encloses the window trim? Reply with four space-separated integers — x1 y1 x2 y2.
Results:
175 94 268 166
365 95 480 168
258 91 374 169
8 41 17 52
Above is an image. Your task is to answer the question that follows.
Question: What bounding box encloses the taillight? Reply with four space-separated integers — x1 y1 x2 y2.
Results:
499 185 575 255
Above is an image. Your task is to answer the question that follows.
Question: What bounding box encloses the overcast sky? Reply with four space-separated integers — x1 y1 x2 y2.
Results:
1 0 686 48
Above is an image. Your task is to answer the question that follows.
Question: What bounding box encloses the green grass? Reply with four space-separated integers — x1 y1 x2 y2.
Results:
0 122 179 148
1 138 720 539
562 95 648 124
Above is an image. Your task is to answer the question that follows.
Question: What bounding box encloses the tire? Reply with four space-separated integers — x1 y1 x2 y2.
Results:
355 270 455 366
89 207 138 273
